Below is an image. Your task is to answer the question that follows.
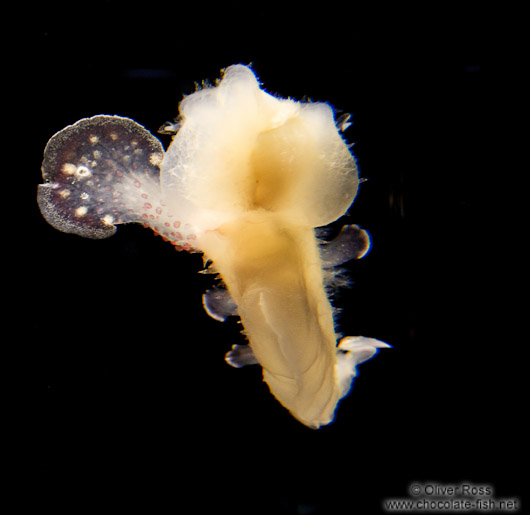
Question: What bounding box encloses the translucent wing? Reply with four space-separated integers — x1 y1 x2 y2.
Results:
225 344 259 368
202 287 238 322
37 115 199 248
320 224 371 267
336 336 391 398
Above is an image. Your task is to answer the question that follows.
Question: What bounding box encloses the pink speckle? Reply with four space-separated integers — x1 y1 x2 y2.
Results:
174 232 182 240
142 213 149 219
115 170 124 177
164 222 171 228
173 221 181 229
156 207 162 215
141 193 148 199
134 180 141 188
144 202 152 209
149 214 155 220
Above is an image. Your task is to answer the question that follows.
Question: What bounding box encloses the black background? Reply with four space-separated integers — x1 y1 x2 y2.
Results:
12 4 521 514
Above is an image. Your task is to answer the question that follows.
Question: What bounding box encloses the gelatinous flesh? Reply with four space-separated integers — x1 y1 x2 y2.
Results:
38 65 389 428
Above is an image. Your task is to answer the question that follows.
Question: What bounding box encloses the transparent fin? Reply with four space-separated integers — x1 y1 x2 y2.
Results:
320 224 371 267
202 287 239 322
336 336 390 398
335 112 352 132
225 344 259 368
158 118 181 135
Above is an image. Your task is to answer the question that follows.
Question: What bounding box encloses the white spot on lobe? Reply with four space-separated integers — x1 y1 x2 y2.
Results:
62 163 76 175
149 152 163 165
76 166 91 178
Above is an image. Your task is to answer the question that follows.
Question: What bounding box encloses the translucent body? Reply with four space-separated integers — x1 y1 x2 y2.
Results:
38 65 389 428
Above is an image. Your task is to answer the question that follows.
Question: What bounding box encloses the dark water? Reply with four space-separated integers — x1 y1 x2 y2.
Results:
11 8 520 514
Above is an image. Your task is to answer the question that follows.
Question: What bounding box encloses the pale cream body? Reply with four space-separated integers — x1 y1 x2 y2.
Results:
38 65 389 429
199 214 340 427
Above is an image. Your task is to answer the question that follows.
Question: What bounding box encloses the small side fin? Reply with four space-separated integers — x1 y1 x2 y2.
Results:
335 112 353 132
158 118 181 135
225 344 259 368
320 224 371 268
202 287 238 322
336 336 391 398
